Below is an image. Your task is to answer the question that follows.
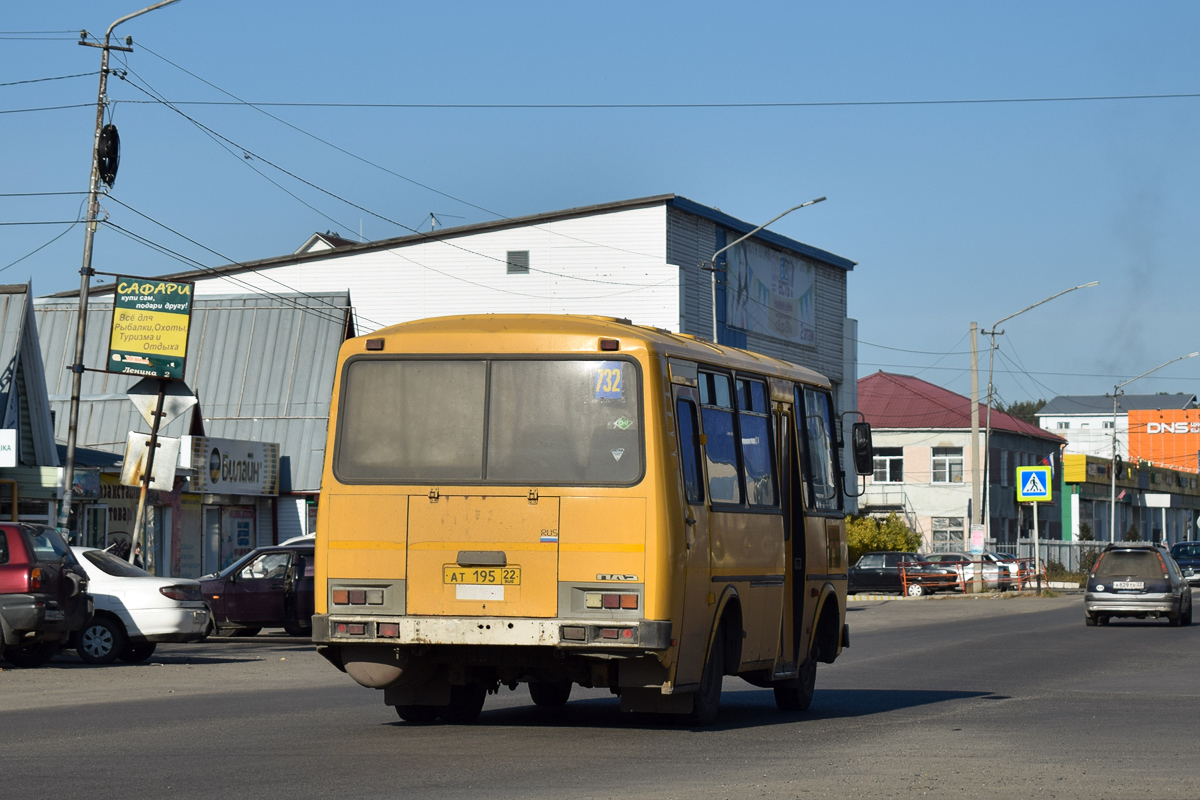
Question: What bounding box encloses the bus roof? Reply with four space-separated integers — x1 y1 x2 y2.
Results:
355 314 833 389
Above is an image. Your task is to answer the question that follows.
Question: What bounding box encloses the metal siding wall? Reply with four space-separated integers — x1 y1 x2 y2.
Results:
666 207 849 384
275 495 306 541
256 497 274 547
666 206 716 338
193 206 678 334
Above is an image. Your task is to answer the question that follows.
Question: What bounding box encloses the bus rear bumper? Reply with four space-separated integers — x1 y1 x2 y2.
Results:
313 613 671 651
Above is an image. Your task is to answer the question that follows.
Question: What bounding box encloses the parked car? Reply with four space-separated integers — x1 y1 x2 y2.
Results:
924 552 1005 591
1084 543 1193 626
0 524 91 667
1169 542 1200 586
848 551 959 596
982 552 1021 590
69 547 209 664
199 543 314 637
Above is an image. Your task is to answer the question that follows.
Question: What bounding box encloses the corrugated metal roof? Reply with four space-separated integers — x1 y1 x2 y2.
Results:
858 371 1065 443
47 196 855 302
0 283 58 466
1038 393 1197 416
35 292 352 492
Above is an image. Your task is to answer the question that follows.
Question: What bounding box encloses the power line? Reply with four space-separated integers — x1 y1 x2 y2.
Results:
0 221 84 226
116 73 667 289
0 71 98 88
100 198 382 329
857 338 971 356
0 103 93 115
103 222 361 331
0 192 89 198
124 47 676 266
0 222 80 274
111 91 1200 110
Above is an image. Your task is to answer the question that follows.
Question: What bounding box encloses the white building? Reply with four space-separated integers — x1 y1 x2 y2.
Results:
77 195 861 477
1036 393 1196 459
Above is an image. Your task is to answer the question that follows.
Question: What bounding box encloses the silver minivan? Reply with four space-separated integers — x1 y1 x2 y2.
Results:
1084 543 1194 626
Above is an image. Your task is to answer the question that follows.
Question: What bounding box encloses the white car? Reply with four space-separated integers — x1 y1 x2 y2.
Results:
69 547 210 664
924 552 1005 591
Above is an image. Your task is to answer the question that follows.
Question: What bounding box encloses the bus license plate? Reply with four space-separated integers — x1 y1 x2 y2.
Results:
443 566 521 586
1112 580 1144 590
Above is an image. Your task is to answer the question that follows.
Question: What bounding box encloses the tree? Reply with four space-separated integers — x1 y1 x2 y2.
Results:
1003 399 1046 425
846 513 923 565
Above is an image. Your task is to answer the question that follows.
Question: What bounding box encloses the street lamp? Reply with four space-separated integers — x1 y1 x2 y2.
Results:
980 282 1099 537
706 197 826 343
1107 352 1199 542
59 1 182 536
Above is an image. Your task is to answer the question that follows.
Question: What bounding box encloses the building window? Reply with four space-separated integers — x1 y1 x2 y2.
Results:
1000 451 1009 488
932 517 965 553
1056 421 1069 429
931 447 963 483
873 447 903 483
1103 421 1114 429
506 250 530 274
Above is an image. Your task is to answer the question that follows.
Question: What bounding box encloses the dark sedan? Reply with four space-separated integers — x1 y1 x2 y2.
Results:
848 551 959 596
199 543 314 637
1169 542 1200 586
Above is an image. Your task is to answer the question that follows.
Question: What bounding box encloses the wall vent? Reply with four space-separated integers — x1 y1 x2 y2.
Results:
506 250 530 274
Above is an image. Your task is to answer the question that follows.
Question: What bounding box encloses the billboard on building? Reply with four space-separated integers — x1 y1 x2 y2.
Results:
1128 409 1200 473
724 238 816 345
182 436 279 496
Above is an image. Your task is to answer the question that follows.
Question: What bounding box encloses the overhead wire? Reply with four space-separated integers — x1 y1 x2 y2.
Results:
113 91 1200 110
116 71 667 289
133 42 675 264
0 71 98 87
100 198 381 329
103 222 361 331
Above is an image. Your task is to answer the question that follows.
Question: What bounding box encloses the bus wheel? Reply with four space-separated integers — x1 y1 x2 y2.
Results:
439 683 487 724
395 705 439 723
687 625 725 726
773 654 816 712
529 680 572 707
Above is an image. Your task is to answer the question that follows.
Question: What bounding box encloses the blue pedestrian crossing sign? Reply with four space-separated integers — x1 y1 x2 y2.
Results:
1016 466 1053 502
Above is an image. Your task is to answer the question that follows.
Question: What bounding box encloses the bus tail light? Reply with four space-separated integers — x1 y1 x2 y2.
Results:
377 622 399 638
585 592 638 610
335 622 366 636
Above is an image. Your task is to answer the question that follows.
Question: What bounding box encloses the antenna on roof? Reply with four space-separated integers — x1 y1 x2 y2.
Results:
428 212 465 231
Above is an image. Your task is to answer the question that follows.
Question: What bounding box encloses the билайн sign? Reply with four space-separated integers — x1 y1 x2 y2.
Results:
107 278 194 380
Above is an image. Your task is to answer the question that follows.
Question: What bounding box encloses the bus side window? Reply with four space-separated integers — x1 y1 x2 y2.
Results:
736 378 777 507
675 399 704 505
799 387 841 512
699 372 742 505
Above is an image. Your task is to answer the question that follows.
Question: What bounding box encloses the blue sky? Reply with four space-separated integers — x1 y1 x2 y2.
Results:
3 2 1199 406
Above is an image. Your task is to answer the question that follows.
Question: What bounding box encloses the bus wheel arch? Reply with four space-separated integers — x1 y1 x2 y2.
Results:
811 584 843 664
711 587 744 675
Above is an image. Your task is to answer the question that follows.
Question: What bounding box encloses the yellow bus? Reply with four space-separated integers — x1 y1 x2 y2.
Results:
313 314 872 724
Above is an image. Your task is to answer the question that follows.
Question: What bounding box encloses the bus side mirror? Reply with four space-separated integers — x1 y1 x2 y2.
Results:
851 422 873 475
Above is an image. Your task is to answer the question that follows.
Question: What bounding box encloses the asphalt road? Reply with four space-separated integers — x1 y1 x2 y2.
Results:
2 593 1198 800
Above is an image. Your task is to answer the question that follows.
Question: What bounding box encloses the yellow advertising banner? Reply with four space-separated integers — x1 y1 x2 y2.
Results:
107 278 194 380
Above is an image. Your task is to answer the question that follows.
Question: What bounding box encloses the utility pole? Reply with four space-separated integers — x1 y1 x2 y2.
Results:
969 323 983 592
58 1 182 537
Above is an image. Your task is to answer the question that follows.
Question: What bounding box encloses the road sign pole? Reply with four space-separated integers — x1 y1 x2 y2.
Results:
1033 500 1041 596
129 379 167 568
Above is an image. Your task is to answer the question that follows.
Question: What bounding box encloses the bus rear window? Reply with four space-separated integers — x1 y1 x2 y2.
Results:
335 358 642 485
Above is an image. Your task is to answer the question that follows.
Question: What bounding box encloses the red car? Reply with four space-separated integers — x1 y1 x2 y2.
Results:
199 543 314 637
0 524 92 667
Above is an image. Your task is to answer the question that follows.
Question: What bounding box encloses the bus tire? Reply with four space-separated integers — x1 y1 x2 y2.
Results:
439 683 487 724
528 680 572 707
395 705 440 723
773 653 816 712
687 624 725 726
